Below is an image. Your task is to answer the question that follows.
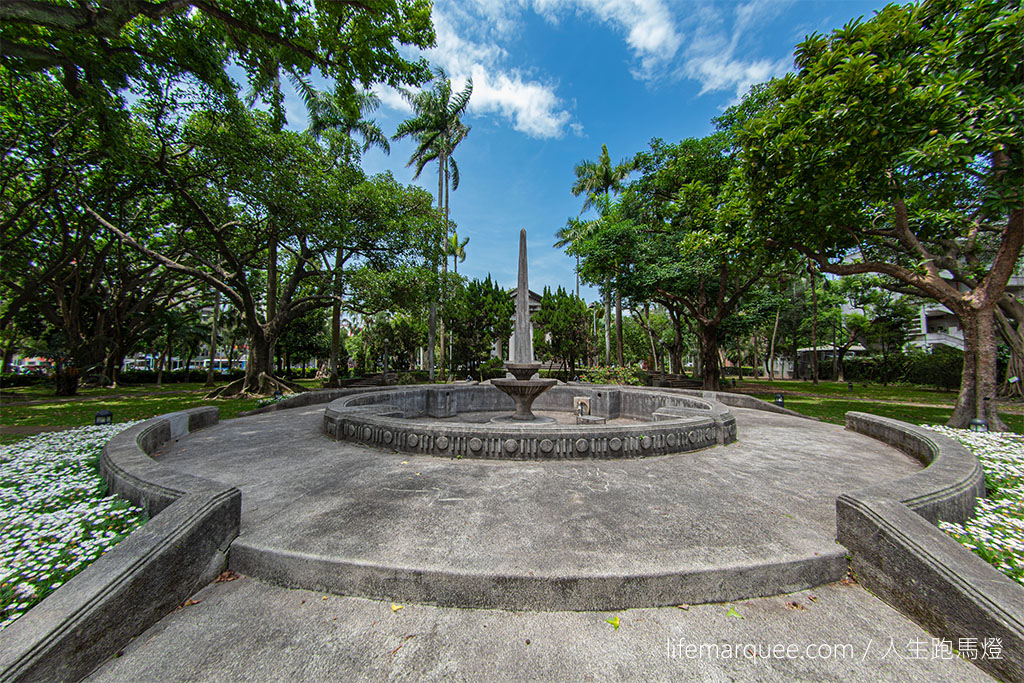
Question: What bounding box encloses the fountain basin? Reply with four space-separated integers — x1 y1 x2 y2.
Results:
491 377 557 420
322 384 736 459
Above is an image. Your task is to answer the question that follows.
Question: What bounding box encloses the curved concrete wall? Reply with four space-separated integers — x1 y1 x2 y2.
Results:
839 412 1023 683
0 408 240 683
323 384 737 459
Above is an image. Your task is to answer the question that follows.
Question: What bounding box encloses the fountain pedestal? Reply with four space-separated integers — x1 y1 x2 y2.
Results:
492 364 556 421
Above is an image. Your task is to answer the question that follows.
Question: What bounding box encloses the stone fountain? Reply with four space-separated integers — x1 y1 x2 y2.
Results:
491 229 557 420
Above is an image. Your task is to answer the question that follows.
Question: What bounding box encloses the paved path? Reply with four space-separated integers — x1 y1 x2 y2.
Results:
90 576 990 681
89 403 993 681
150 406 918 610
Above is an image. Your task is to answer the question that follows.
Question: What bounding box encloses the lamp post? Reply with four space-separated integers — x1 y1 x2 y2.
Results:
774 394 785 407
94 409 113 425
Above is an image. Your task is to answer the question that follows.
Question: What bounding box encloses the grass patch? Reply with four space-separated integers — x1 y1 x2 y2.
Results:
754 393 1024 434
737 378 960 404
1 393 261 431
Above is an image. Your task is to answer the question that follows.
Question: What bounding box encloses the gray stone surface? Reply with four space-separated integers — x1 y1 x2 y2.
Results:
839 412 1023 683
88 575 992 682
152 405 920 610
323 384 736 459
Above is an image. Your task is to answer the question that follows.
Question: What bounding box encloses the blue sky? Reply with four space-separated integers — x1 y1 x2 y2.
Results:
282 0 889 303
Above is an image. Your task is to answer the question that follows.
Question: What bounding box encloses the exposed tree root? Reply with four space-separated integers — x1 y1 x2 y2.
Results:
205 372 306 398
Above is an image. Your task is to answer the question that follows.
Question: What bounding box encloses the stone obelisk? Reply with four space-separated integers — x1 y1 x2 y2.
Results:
492 229 556 420
513 228 533 365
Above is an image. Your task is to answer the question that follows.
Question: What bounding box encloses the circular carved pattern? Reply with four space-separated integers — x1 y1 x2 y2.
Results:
641 436 652 449
705 428 714 441
361 426 372 440
346 424 356 437
469 437 483 452
504 439 518 453
575 438 589 452
407 434 419 447
539 439 554 453
382 430 393 444
436 436 449 450
688 430 698 443
667 433 677 447
609 437 622 451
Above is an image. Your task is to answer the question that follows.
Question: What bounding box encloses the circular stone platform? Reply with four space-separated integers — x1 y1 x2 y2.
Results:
152 399 923 611
322 384 737 459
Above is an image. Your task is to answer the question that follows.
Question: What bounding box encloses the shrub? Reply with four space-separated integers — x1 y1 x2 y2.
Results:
582 365 646 386
0 372 49 388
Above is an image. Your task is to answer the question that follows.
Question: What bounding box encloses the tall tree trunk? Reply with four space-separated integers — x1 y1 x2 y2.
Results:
267 234 278 378
769 307 780 381
751 333 759 379
699 326 721 391
832 319 838 381
604 288 612 365
644 303 659 373
242 330 276 395
949 306 1006 430
205 288 220 387
329 247 344 385
809 262 819 385
157 341 169 386
736 336 743 380
668 310 684 375
996 304 1023 398
439 152 448 381
615 285 624 367
1 337 15 374
427 302 437 381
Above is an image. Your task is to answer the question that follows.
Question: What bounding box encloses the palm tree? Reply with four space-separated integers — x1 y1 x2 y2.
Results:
571 144 632 366
554 217 586 299
308 88 390 386
394 68 473 381
446 230 470 274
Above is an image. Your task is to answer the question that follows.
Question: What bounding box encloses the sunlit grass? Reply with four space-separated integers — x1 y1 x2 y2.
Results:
754 393 1024 434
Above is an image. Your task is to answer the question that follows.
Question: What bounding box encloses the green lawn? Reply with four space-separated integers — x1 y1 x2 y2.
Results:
1 382 264 445
754 393 1024 434
736 378 959 404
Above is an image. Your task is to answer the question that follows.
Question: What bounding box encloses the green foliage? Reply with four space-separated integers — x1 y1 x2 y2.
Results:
532 286 591 379
448 276 513 374
1 1 435 125
906 346 963 391
582 365 646 386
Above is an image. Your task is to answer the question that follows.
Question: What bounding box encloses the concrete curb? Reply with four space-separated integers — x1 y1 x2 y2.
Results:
229 541 847 612
0 408 240 683
839 412 1024 683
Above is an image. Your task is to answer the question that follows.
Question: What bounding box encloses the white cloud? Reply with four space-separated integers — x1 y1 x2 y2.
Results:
679 0 794 104
533 0 682 77
373 84 412 114
423 7 575 139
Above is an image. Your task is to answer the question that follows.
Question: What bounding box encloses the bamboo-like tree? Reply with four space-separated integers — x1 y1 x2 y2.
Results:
571 144 632 366
394 68 473 381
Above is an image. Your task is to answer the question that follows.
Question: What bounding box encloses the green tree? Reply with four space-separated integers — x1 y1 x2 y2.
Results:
1 0 434 118
393 68 473 381
570 143 633 366
308 88 391 386
532 287 590 380
739 0 1023 428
